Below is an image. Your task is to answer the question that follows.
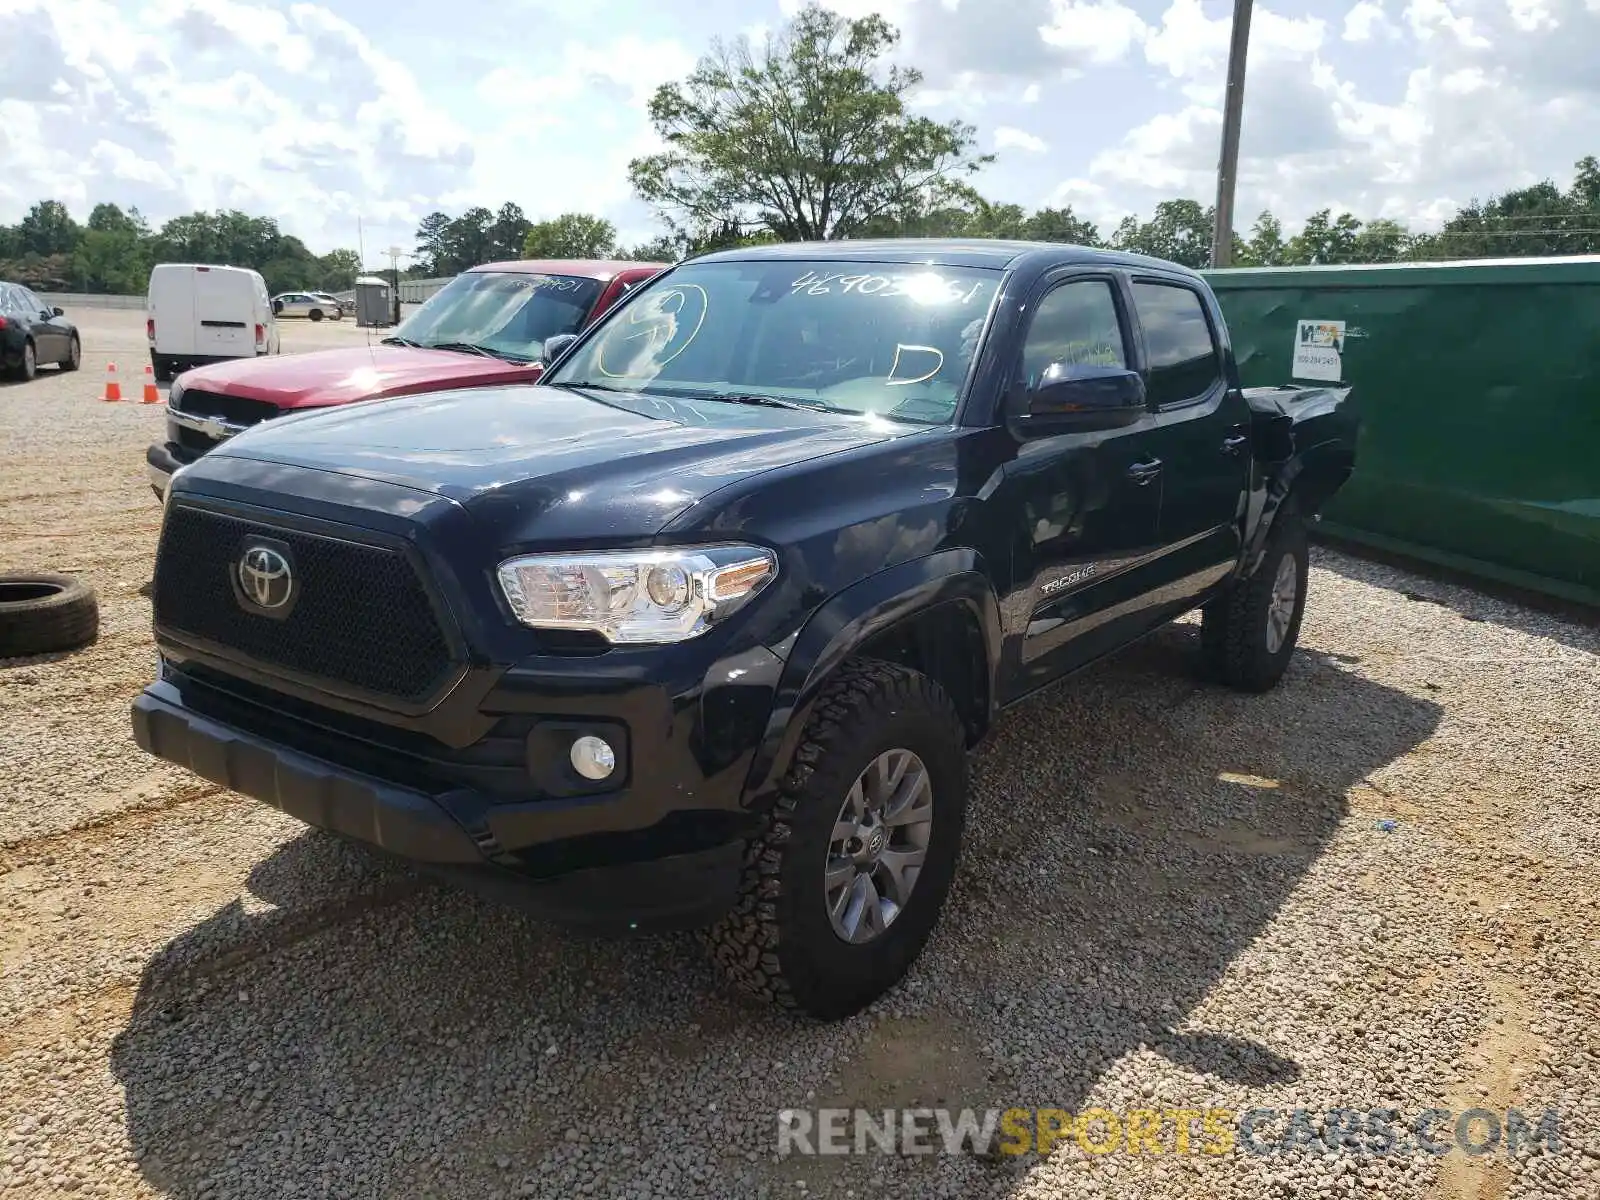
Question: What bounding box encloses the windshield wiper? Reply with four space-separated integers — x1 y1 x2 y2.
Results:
425 341 501 359
380 335 422 347
542 379 638 393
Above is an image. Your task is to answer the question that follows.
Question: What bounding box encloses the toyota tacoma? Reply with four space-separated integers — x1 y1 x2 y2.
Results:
132 240 1356 1019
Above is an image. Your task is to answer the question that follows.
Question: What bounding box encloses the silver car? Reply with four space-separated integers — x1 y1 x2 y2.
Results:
270 292 344 321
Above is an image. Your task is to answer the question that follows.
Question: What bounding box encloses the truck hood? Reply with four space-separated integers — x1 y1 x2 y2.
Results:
179 345 538 410
209 384 920 542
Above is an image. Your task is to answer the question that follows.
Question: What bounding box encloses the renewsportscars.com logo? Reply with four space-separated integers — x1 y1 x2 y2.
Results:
776 1106 1566 1158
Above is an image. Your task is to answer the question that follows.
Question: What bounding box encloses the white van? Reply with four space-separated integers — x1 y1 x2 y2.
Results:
147 263 280 381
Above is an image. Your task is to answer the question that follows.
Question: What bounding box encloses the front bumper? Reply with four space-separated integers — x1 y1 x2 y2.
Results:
130 680 751 931
147 442 184 497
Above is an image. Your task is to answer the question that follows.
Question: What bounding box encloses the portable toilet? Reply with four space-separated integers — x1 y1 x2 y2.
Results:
354 276 392 327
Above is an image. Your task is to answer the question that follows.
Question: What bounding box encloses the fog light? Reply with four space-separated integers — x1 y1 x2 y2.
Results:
570 734 616 780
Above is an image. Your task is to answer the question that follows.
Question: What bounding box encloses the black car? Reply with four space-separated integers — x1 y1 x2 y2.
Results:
0 282 81 380
133 239 1357 1019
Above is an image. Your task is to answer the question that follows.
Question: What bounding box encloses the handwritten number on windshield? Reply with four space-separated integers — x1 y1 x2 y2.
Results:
789 271 988 305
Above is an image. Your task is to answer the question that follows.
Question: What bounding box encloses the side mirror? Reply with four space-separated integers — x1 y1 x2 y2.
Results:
51 306 64 317
541 333 578 364
1016 364 1147 435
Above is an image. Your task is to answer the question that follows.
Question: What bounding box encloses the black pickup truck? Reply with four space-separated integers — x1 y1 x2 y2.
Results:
132 240 1356 1019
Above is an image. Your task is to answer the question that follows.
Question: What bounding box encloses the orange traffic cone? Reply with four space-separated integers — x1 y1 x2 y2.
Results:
102 363 122 402
141 365 160 404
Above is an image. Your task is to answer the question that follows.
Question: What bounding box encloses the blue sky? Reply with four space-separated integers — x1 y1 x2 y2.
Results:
2 0 1597 265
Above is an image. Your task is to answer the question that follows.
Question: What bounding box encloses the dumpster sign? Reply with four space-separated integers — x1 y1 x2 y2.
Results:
1292 319 1345 381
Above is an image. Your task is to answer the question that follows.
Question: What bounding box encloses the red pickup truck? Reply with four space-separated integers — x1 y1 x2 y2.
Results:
146 258 666 498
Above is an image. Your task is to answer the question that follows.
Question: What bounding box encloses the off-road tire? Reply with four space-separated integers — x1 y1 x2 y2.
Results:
60 334 81 371
704 659 969 1020
1200 504 1310 692
0 573 99 658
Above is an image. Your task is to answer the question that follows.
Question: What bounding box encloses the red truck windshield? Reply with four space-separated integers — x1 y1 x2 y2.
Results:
393 271 603 362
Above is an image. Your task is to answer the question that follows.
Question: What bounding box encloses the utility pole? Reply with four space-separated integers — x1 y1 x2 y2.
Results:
1210 0 1254 268
385 244 406 326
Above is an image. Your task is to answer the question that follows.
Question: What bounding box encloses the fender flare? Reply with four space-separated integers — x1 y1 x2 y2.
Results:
741 549 1003 807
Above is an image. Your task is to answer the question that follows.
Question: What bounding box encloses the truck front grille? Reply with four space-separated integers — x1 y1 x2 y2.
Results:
154 503 456 705
174 388 279 426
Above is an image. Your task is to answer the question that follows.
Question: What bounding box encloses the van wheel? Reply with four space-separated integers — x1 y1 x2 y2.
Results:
152 358 173 384
60 334 81 371
1200 505 1310 692
0 573 99 658
271 301 283 315
309 309 324 322
704 659 968 1020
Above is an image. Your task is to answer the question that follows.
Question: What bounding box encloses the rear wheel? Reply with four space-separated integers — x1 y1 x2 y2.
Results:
15 340 37 381
704 659 969 1020
1200 505 1310 692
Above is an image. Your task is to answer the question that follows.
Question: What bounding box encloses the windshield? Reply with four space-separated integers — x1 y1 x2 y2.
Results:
545 259 1001 424
393 270 603 361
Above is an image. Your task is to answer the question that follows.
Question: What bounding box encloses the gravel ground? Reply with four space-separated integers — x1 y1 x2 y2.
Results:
2 310 1598 1199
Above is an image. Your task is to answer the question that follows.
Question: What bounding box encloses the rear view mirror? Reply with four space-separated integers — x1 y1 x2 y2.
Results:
542 333 579 364
1017 363 1147 434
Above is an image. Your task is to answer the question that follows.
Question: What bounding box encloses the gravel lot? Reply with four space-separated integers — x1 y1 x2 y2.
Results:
2 309 1598 1200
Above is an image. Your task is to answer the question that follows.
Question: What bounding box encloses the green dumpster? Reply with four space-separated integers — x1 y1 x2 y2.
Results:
1204 257 1600 607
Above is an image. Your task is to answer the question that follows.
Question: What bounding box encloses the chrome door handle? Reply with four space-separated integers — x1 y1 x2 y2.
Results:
1126 459 1163 485
1222 434 1248 454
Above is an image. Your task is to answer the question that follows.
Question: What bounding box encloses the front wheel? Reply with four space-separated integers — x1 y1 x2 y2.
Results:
704 659 969 1020
1200 506 1310 692
60 334 81 371
308 309 324 322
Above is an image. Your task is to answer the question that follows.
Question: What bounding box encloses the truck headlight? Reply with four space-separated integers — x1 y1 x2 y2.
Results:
496 545 777 644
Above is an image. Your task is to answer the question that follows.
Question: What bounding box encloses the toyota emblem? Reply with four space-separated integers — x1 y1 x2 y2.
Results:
236 543 295 613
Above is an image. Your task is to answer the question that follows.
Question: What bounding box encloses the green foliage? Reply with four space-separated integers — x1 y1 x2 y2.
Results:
522 213 619 260
1110 199 1214 268
0 201 362 293
629 4 989 243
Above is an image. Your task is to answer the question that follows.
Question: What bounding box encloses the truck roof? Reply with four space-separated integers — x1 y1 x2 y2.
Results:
467 259 668 280
689 238 1201 275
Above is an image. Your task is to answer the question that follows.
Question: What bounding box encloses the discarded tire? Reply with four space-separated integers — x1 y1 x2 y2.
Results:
0 573 99 658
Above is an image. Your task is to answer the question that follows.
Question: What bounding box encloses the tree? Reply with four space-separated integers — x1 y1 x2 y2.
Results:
1350 218 1407 264
1023 206 1101 246
620 234 682 263
1239 211 1287 266
489 202 533 261
1110 199 1213 267
522 213 618 259
317 249 362 289
1285 209 1363 264
17 201 80 257
442 206 495 271
629 4 989 243
414 211 453 274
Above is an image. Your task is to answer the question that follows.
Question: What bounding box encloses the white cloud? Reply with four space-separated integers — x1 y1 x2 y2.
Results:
1038 0 1147 64
0 0 1597 259
1342 1 1399 39
995 126 1048 153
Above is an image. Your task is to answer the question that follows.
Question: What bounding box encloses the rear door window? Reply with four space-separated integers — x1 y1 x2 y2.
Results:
1132 282 1221 406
